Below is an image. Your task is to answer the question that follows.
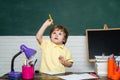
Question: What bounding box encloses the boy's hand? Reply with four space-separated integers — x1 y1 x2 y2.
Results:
59 55 65 65
59 55 73 67
43 19 53 27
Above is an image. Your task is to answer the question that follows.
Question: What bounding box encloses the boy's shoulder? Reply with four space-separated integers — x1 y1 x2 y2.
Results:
42 39 50 43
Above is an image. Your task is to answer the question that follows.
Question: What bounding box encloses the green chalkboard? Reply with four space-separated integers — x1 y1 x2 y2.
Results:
0 0 120 35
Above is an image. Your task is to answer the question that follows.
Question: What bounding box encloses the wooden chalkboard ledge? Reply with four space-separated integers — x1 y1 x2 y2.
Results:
103 24 108 30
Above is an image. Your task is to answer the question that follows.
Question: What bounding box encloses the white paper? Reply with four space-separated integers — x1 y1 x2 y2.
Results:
42 72 64 75
57 73 98 80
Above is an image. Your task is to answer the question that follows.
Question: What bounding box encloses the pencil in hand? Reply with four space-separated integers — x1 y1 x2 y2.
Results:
49 14 54 25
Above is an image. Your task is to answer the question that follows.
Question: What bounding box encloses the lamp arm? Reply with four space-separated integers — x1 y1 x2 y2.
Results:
11 51 22 72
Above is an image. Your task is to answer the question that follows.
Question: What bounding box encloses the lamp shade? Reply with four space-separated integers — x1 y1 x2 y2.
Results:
20 44 36 59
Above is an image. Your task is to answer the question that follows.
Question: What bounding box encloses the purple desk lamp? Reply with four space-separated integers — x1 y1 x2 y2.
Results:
8 44 36 78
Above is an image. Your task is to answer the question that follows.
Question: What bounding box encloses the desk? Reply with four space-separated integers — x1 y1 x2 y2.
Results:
0 72 108 80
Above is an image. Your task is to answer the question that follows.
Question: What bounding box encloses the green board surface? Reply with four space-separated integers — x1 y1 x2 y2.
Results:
0 0 120 35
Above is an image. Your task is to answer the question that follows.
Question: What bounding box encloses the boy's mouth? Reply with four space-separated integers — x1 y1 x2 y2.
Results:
54 38 58 40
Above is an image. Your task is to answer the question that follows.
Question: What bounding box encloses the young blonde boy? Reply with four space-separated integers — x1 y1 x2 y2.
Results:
36 19 73 72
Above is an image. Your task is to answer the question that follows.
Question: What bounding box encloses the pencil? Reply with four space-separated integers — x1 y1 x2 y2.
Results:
49 14 54 25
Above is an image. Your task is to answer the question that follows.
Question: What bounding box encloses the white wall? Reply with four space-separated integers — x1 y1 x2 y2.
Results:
0 36 95 76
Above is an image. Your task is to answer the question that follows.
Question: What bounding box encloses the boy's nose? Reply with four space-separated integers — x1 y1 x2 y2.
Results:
55 34 58 37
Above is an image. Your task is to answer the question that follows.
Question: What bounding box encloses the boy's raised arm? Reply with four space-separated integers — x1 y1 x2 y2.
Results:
36 19 53 44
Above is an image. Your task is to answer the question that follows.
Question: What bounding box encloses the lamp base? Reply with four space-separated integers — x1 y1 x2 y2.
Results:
8 71 22 78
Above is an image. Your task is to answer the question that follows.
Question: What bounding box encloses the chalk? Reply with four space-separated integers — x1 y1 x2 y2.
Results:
49 14 54 25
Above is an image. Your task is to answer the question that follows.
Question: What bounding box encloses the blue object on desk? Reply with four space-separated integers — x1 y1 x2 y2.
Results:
8 71 22 78
8 44 36 78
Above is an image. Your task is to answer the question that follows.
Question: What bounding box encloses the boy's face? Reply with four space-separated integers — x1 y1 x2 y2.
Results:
50 29 65 45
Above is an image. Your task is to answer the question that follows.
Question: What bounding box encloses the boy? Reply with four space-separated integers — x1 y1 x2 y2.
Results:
36 19 73 72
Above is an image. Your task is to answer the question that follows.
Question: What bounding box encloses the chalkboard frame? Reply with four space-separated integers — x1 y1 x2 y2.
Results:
86 28 120 62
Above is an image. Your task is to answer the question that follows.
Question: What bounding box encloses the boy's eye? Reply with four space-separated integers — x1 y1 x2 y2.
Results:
53 32 56 34
59 33 62 35
52 31 63 36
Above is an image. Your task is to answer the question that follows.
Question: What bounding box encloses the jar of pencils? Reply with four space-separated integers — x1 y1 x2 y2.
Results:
22 65 34 79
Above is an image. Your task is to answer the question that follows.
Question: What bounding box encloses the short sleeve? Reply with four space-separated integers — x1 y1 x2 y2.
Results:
38 40 49 49
65 49 73 62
